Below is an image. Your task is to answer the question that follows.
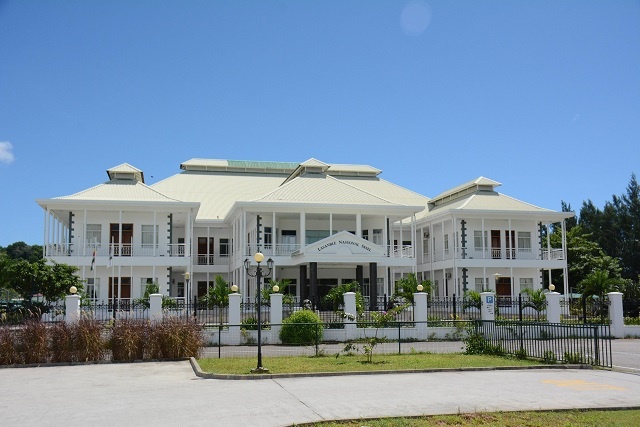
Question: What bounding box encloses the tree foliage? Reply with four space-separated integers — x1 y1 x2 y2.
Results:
393 273 433 303
322 281 365 314
578 174 640 281
0 255 82 302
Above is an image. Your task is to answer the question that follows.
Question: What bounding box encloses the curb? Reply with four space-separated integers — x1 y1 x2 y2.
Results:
189 357 592 380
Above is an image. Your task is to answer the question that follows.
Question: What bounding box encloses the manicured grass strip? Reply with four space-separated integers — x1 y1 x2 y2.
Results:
301 409 640 426
197 352 541 375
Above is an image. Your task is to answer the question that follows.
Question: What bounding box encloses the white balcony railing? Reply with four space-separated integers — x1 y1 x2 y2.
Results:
46 243 188 258
244 244 415 258
421 247 563 263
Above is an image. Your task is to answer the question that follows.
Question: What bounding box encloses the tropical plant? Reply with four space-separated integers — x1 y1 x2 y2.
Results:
462 290 481 310
263 279 296 306
393 273 432 303
322 281 365 315
521 288 548 313
200 275 233 326
132 282 176 309
202 275 232 308
579 269 621 301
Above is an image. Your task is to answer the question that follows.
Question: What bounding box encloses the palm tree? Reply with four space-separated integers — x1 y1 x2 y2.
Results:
521 288 548 313
203 275 232 325
393 273 433 303
579 269 622 322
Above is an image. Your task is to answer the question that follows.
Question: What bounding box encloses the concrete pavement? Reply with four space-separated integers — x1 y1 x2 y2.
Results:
1 361 640 427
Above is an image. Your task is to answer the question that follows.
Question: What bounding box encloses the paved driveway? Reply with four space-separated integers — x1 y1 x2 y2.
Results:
612 339 640 373
1 361 640 427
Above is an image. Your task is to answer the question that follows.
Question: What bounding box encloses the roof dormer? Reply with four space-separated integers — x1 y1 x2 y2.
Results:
107 163 144 183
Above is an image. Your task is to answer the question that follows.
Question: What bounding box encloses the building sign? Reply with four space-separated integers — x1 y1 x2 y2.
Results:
307 231 385 256
485 295 494 316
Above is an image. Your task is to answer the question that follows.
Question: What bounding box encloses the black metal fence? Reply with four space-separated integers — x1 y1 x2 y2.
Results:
472 320 612 368
0 302 66 325
560 296 610 324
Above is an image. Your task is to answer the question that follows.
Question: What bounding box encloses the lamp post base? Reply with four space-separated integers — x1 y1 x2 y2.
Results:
250 367 270 374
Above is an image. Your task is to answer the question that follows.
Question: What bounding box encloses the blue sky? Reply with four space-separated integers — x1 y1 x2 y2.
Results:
1 1 639 246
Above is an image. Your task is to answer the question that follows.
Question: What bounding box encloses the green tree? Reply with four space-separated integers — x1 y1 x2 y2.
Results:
579 269 621 301
393 273 433 303
521 288 548 313
3 241 43 263
550 225 621 293
203 275 231 308
264 279 295 305
322 281 365 315
619 278 640 318
201 276 233 325
3 258 83 302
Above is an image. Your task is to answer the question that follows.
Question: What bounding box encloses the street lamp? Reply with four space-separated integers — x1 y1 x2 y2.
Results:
244 251 274 373
184 271 191 311
69 286 77 295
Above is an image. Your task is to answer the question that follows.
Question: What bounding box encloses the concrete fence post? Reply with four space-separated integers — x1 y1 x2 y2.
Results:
480 292 495 321
270 293 283 343
149 294 163 322
343 292 357 340
545 291 561 324
65 294 81 325
608 292 625 338
228 292 242 345
414 292 428 340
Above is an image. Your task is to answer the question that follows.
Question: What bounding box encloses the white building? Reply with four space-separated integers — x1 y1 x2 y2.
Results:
36 158 572 307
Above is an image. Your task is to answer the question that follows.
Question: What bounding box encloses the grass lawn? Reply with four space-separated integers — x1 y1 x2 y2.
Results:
298 409 640 426
197 352 542 375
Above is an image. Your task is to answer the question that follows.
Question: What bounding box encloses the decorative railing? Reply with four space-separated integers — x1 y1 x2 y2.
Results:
45 243 188 258
421 247 563 262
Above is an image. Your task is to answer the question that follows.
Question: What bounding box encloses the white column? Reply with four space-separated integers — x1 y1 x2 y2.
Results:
481 218 485 259
300 211 306 251
480 292 495 321
65 295 81 325
545 291 561 323
356 212 362 237
149 293 163 322
608 292 625 338
414 292 428 339
270 293 283 343
343 292 357 340
229 292 242 345
329 213 333 236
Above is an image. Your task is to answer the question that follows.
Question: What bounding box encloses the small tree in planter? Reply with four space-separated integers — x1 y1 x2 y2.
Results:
340 303 408 363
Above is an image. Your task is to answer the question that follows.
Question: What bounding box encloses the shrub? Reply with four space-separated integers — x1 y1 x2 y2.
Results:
19 320 48 364
563 351 587 364
148 317 204 359
279 309 323 345
74 319 105 362
0 327 19 365
50 323 74 363
542 350 557 364
110 319 149 362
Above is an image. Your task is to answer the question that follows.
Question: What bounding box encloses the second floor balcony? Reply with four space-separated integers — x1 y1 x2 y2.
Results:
244 243 414 258
423 247 564 263
46 243 187 258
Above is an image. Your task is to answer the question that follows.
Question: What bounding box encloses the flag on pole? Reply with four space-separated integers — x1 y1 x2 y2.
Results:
90 249 96 271
108 245 113 268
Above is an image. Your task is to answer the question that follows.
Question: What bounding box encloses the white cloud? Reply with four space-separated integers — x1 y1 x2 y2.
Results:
0 141 15 164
